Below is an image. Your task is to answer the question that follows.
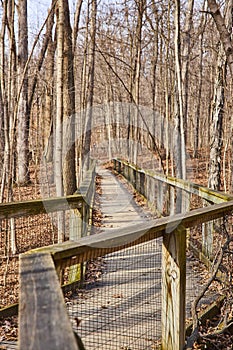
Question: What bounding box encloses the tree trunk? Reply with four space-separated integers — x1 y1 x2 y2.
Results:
174 0 187 214
131 0 145 164
82 0 97 174
174 0 186 181
207 0 233 77
62 0 77 195
181 0 194 143
194 2 208 157
208 0 232 190
43 27 56 163
72 0 84 52
55 0 65 242
0 1 9 202
0 88 4 157
17 0 29 185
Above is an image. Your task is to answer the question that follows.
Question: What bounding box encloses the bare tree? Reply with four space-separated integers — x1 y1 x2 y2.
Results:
207 0 233 77
174 0 186 181
82 0 97 174
193 1 208 157
62 0 77 195
208 0 232 190
0 0 10 202
181 0 194 140
17 0 29 185
43 12 56 163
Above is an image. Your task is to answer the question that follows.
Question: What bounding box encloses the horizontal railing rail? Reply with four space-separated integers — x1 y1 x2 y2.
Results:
19 198 233 349
0 194 84 220
0 162 96 314
26 199 233 266
113 158 233 204
113 158 233 260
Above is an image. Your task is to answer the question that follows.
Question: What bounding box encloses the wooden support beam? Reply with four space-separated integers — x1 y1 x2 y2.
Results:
19 252 79 350
162 226 186 350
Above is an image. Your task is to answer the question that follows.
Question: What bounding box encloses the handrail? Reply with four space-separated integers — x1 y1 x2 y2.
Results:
18 199 233 350
113 158 233 260
17 160 233 349
0 160 97 221
19 252 79 350
24 199 233 266
0 194 84 220
113 158 233 203
0 161 97 317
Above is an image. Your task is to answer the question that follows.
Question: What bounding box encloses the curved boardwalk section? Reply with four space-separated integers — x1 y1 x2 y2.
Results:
66 166 211 350
68 166 162 349
99 167 152 229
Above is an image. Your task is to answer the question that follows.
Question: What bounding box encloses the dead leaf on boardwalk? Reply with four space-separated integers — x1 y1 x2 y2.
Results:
112 293 124 298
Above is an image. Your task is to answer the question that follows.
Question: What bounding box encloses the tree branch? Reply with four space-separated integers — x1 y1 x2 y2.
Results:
207 0 233 77
185 238 229 349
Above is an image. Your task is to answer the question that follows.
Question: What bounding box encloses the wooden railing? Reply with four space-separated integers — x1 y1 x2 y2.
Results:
18 160 233 349
0 162 96 315
19 199 233 349
113 158 233 260
113 159 233 205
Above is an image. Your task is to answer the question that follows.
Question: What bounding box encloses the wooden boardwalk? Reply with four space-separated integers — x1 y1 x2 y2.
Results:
68 166 161 349
99 167 153 229
67 166 209 350
0 166 212 350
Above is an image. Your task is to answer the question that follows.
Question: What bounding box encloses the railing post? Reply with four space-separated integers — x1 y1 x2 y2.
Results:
19 252 79 350
139 171 145 196
123 162 129 180
168 186 175 216
162 226 186 350
202 199 214 260
132 168 136 188
113 159 117 171
135 170 140 192
128 166 135 188
157 180 163 213
118 160 121 174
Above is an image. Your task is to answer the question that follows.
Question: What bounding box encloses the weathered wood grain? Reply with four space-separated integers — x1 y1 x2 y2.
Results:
162 226 186 350
23 199 233 276
19 252 79 350
0 162 96 221
0 194 83 220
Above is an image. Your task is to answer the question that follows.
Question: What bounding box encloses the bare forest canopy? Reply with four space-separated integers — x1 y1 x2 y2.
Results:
0 0 233 203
